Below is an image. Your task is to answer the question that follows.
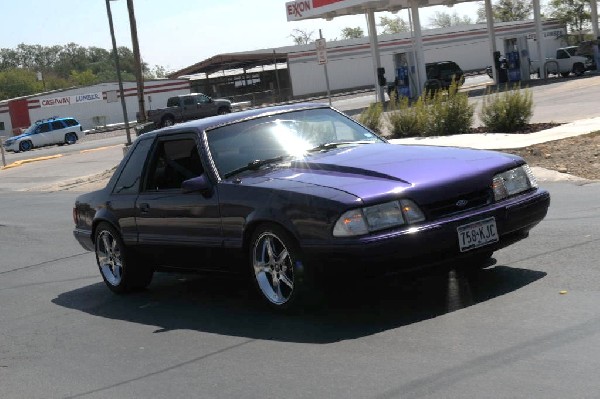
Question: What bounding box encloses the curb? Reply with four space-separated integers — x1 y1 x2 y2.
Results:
1 154 63 170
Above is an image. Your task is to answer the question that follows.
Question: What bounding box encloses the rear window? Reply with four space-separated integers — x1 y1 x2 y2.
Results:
167 97 181 107
63 118 79 127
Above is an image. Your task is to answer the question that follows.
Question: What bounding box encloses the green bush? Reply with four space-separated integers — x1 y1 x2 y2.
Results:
357 102 383 133
386 95 428 137
387 81 473 138
480 84 533 132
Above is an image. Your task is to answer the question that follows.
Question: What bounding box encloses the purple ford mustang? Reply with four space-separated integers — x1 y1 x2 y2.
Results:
73 103 550 310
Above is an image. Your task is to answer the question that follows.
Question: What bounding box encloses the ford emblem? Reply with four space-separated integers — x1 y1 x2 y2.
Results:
456 199 469 208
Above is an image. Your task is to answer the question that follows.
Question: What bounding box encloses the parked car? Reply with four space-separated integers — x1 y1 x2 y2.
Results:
2 116 84 152
387 61 465 97
72 103 550 311
146 93 232 128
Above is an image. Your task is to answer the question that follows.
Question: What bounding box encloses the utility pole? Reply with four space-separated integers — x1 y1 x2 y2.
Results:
105 0 132 145
127 0 146 123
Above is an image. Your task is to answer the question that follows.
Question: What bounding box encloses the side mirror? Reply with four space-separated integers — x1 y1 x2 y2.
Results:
181 174 213 196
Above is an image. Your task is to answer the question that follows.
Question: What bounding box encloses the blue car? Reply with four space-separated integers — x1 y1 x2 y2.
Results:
73 103 550 311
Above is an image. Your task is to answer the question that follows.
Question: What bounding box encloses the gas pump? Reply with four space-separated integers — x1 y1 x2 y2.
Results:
503 37 531 82
389 52 417 99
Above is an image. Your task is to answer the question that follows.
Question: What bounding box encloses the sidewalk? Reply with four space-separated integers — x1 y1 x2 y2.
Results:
388 116 600 150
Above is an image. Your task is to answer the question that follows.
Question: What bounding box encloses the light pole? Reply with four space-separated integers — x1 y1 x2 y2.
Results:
105 0 132 146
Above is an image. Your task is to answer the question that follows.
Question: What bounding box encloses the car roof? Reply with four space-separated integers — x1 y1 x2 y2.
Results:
33 116 78 125
142 102 330 139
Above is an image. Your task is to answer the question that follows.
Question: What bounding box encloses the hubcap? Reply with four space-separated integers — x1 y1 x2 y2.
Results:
253 232 294 305
96 230 123 286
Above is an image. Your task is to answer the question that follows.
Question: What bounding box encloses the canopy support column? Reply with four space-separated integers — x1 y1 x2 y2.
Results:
410 0 426 97
366 9 385 103
533 0 546 78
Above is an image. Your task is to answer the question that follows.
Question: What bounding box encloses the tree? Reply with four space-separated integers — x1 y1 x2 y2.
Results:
428 11 473 28
476 0 532 22
548 0 590 42
289 29 315 45
341 26 364 39
378 15 410 34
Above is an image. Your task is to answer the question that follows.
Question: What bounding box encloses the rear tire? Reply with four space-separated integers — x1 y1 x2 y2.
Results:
161 116 175 128
218 107 230 115
65 132 78 145
94 222 153 294
560 71 570 78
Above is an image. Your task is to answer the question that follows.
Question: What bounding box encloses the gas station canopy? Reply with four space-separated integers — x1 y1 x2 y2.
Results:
285 0 475 22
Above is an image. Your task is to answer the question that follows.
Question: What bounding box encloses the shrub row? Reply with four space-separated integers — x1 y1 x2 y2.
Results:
357 83 533 137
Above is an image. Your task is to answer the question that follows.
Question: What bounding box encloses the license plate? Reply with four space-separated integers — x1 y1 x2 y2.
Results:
457 217 498 252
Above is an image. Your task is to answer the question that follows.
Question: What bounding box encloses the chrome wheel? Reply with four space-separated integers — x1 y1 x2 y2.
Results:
162 117 174 127
96 229 123 287
252 231 295 306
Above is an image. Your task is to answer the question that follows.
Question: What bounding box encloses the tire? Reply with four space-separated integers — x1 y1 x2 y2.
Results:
249 224 314 310
560 71 570 78
19 140 33 152
94 222 153 294
573 63 585 77
217 107 230 115
64 132 78 145
161 116 175 128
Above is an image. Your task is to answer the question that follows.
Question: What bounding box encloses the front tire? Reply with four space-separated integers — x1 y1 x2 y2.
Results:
249 224 313 310
94 222 153 294
573 63 585 76
19 140 33 152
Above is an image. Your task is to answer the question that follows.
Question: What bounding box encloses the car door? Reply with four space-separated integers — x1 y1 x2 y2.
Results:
181 96 197 121
135 133 223 270
196 94 217 118
50 120 66 145
30 122 52 146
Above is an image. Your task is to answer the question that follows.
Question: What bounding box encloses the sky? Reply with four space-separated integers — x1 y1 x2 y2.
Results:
0 0 486 73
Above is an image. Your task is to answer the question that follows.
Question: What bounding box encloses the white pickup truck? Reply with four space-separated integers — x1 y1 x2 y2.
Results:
531 47 591 77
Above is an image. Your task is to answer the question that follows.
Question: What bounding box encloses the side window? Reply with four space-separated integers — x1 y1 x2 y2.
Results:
113 138 153 194
183 97 195 106
167 97 181 107
198 95 210 104
64 119 79 127
144 137 203 191
38 123 51 133
51 121 64 130
557 50 568 60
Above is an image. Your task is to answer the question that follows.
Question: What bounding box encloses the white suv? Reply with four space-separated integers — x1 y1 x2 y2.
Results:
3 117 85 152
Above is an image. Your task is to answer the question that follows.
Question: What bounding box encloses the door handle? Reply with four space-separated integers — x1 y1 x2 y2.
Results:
138 203 150 213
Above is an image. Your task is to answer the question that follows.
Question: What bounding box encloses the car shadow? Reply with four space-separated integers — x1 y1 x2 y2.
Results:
52 263 545 344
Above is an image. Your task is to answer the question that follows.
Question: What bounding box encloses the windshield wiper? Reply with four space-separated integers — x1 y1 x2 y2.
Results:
307 140 375 152
223 155 288 178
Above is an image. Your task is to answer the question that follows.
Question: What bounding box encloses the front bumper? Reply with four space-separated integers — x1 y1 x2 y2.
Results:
3 141 18 152
302 188 550 273
73 228 94 252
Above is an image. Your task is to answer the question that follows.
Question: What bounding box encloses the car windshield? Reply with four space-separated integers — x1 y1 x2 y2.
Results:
205 107 384 178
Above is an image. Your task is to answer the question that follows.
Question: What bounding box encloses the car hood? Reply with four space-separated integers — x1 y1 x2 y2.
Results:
241 143 522 205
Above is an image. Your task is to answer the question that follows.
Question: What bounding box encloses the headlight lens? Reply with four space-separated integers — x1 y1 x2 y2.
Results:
333 199 425 237
492 165 537 201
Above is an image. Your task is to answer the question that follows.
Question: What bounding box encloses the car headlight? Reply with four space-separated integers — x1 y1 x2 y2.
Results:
492 164 537 201
333 199 425 237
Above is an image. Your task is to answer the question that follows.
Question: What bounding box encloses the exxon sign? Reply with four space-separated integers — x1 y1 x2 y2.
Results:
285 0 347 21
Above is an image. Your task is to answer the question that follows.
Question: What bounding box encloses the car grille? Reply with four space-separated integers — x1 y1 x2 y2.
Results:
423 188 493 220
